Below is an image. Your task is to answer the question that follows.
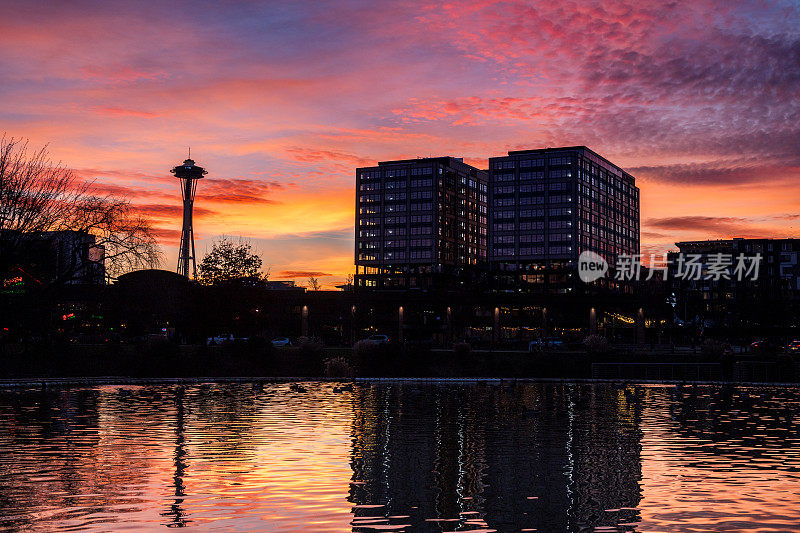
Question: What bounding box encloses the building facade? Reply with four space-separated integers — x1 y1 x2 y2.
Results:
0 230 105 287
488 146 640 293
45 231 106 285
669 238 800 328
355 157 488 290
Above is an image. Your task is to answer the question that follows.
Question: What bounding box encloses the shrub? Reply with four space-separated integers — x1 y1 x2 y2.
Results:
352 339 382 374
353 339 379 359
247 335 275 357
701 338 730 358
142 337 180 358
324 356 353 378
453 342 472 357
297 336 324 357
583 334 609 354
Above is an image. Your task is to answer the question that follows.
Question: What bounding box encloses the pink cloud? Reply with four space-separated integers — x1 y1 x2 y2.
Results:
0 0 797 283
89 106 161 118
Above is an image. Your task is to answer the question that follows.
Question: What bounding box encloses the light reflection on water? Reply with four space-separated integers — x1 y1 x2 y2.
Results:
0 382 799 532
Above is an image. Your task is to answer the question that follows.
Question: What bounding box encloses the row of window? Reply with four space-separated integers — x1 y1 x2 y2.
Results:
361 238 435 248
494 183 563 194
493 233 571 243
493 207 573 218
359 167 446 180
493 245 572 256
491 157 574 170
386 203 432 212
493 194 573 205
361 191 489 204
397 227 433 236
382 191 434 201
579 173 637 197
495 183 572 195
360 203 434 213
492 220 571 232
490 172 636 204
495 170 574 182
490 153 634 182
383 226 433 236
367 178 434 190
494 234 560 245
375 215 433 225
358 179 440 192
360 251 434 261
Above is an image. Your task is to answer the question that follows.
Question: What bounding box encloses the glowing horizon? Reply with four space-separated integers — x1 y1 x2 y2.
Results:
1 0 798 288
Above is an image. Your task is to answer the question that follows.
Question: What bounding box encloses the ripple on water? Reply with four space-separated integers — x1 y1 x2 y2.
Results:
0 382 798 532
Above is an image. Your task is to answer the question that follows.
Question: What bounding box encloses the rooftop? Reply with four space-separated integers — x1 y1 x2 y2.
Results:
375 156 464 166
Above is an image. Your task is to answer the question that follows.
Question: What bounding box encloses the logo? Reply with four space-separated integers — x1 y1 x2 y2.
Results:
578 250 608 283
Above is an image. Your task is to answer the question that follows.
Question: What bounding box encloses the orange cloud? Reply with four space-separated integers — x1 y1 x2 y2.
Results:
277 271 335 278
0 0 797 288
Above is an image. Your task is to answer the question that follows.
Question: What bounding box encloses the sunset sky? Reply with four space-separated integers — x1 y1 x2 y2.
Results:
1 0 798 287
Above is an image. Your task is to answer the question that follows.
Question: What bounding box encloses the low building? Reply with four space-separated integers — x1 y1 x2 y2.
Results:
668 238 800 330
265 280 306 292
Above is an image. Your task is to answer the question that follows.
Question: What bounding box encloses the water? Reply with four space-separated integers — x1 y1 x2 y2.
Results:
0 382 799 532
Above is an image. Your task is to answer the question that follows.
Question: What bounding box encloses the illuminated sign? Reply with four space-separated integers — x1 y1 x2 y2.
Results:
1 276 26 294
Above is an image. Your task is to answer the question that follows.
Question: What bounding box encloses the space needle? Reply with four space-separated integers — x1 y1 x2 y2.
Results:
170 153 207 279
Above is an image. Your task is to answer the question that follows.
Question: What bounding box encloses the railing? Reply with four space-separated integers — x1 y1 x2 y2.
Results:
733 361 796 383
592 362 723 381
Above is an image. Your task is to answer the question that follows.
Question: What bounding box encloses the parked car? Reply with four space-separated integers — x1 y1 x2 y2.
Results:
528 337 564 351
785 340 800 354
365 334 389 344
465 335 484 348
271 337 292 347
207 334 234 345
750 339 779 353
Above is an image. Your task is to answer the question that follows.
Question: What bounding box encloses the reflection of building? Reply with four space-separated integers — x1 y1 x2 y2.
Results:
355 157 488 290
669 238 800 327
565 385 643 531
488 146 640 293
348 383 643 532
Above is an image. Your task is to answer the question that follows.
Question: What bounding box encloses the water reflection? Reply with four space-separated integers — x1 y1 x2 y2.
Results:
161 387 189 528
348 383 644 532
0 382 798 532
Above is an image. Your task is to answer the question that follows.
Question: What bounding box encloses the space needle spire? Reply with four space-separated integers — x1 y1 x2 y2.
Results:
170 154 207 279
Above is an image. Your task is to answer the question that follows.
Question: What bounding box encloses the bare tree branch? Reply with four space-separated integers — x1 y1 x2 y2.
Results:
0 134 162 285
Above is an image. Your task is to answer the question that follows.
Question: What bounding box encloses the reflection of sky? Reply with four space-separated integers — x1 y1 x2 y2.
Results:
637 386 800 532
1 383 800 531
1 1 799 286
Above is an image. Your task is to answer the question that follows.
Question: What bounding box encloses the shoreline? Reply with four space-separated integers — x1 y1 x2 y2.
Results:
2 375 800 389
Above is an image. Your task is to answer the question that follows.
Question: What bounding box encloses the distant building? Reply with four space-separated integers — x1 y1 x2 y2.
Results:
669 238 800 328
265 280 306 292
44 231 105 284
1 230 105 286
112 269 190 337
355 157 488 290
488 146 640 293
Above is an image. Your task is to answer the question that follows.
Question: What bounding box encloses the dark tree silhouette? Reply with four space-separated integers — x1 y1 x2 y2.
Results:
198 237 265 285
0 135 161 284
